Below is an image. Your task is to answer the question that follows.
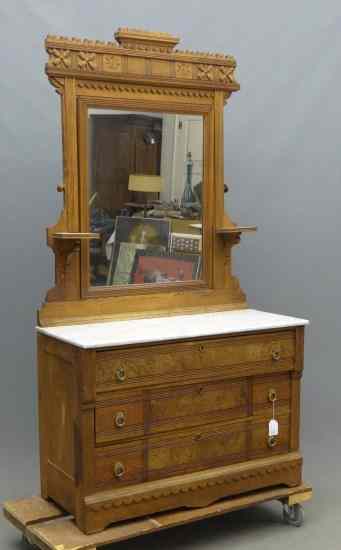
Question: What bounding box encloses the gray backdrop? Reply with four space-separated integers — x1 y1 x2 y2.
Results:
1 1 340 548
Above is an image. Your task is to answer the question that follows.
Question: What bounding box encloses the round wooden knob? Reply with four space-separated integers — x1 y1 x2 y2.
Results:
115 411 126 428
114 462 125 479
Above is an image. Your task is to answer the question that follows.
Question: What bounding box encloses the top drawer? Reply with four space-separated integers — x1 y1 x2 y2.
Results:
96 330 296 393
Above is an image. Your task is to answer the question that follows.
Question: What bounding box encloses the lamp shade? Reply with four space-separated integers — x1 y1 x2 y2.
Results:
128 174 163 193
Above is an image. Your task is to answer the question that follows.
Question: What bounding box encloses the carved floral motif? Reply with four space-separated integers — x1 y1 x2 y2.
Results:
197 64 214 81
175 62 192 79
103 55 122 72
218 66 236 84
48 48 71 68
77 52 97 71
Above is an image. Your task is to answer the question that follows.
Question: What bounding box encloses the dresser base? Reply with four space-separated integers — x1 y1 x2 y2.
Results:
83 452 303 533
3 482 312 550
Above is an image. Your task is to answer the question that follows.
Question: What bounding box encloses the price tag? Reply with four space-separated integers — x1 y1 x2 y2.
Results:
269 418 279 437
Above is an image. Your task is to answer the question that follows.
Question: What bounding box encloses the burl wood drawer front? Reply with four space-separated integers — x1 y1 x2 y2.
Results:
95 331 295 393
95 416 290 489
95 398 145 444
95 440 145 488
95 380 248 444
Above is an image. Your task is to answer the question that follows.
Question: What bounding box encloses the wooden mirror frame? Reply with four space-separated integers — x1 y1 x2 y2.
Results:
78 97 210 299
39 28 256 326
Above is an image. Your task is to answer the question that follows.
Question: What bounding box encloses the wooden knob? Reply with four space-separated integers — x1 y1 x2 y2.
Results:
57 183 65 193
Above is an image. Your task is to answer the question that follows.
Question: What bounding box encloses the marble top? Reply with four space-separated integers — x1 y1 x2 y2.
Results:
36 309 309 350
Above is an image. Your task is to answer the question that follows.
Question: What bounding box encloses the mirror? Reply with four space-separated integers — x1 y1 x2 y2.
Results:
87 108 204 287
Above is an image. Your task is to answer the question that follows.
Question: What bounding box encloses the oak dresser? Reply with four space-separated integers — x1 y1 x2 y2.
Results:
6 27 313 541
37 309 308 533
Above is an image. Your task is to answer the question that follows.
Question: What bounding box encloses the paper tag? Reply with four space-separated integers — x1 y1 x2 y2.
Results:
268 419 279 437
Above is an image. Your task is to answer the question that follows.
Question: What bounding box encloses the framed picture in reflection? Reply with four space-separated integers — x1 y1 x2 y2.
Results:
131 251 201 284
107 216 171 284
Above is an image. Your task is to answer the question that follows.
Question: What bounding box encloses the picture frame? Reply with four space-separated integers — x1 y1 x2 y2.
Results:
170 232 202 255
109 242 166 285
131 251 201 284
107 216 171 285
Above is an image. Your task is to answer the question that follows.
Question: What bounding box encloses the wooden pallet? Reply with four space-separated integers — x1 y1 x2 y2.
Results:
3 484 312 550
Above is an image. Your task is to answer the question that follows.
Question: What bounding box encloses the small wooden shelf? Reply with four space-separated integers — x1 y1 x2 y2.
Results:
216 225 257 235
53 232 100 240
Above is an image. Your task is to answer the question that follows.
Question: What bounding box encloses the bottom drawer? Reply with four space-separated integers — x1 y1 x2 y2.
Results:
95 414 290 489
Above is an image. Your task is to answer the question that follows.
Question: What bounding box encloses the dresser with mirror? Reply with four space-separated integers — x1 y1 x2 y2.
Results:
30 28 312 538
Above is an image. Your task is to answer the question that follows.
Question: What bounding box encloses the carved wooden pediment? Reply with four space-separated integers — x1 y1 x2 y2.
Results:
45 27 239 92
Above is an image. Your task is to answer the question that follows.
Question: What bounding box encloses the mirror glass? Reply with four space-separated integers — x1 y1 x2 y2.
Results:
88 109 204 287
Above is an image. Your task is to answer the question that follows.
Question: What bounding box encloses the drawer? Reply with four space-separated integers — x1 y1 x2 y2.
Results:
252 374 291 416
95 398 145 443
250 414 290 458
95 379 248 444
94 415 291 489
95 330 295 393
95 440 145 488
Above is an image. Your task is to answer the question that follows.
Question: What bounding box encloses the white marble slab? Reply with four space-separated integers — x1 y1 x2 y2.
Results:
36 309 309 350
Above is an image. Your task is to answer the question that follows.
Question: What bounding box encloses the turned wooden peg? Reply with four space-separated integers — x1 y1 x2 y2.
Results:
57 182 65 193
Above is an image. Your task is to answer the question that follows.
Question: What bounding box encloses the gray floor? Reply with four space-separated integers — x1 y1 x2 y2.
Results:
1 435 340 550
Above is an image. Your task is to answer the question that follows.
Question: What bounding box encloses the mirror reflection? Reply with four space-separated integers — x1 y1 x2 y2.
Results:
88 109 203 287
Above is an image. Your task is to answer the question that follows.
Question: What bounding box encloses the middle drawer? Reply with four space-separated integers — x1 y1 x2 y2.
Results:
95 379 248 444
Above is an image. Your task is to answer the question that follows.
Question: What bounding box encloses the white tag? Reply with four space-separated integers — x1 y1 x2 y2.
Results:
269 419 279 437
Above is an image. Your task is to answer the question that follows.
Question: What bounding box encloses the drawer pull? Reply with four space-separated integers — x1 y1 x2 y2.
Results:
114 411 126 428
116 366 126 382
268 388 277 402
271 350 281 362
268 435 278 448
114 462 125 479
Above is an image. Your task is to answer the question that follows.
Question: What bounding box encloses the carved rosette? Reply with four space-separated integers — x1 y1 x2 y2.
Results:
47 48 71 68
175 62 192 79
77 52 97 71
197 64 214 81
103 55 122 72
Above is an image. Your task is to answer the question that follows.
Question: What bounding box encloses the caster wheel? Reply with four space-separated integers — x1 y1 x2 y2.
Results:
283 503 304 527
22 534 38 548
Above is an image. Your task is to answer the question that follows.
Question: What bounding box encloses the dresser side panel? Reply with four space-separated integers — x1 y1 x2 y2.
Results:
37 334 78 514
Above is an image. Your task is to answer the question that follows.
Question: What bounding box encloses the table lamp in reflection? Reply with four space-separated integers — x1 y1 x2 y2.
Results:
128 174 163 217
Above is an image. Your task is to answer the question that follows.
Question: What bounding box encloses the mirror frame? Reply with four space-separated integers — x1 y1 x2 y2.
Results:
78 97 211 298
39 28 249 327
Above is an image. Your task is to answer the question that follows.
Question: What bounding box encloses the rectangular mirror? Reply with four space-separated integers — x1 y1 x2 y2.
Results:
87 108 204 287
